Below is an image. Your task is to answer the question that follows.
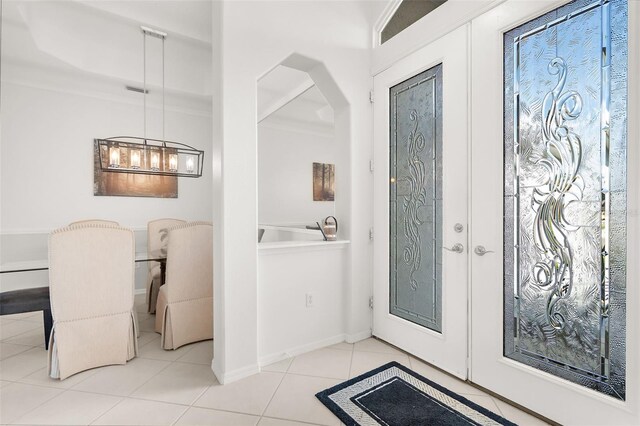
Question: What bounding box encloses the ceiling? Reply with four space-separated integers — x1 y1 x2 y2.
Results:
78 1 212 44
258 65 334 136
2 0 389 122
1 0 212 107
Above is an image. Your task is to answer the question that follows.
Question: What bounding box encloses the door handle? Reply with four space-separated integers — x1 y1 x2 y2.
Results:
474 245 494 256
443 243 464 253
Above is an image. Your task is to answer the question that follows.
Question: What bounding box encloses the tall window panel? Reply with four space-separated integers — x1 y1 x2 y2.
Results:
503 0 627 399
390 64 443 333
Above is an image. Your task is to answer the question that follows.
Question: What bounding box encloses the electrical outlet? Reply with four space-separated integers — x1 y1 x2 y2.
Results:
305 293 314 308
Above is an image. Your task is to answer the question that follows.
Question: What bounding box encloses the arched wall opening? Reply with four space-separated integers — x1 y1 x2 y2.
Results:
255 53 354 365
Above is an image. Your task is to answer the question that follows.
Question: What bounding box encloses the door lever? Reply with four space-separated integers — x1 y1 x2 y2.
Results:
443 243 464 253
474 245 494 256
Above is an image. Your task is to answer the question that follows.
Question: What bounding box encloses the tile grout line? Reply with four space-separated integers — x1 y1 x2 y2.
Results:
88 395 128 426
489 396 505 417
0 320 45 345
1 348 52 383
170 357 218 426
8 384 70 424
54 365 515 426
284 356 293 373
8 344 206 396
186 405 267 421
116 356 185 398
258 363 290 419
88 375 211 425
169 386 212 426
89 339 213 424
487 396 506 417
86 299 151 425
84 393 125 426
347 344 355 379
67 388 196 407
279 371 349 381
260 415 325 426
71 342 197 422
0 343 36 362
458 392 505 416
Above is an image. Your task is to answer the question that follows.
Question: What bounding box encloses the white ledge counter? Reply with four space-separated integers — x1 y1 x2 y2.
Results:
258 239 350 252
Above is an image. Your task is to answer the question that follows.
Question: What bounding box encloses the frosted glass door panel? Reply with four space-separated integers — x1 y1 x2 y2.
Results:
390 64 443 332
504 0 627 399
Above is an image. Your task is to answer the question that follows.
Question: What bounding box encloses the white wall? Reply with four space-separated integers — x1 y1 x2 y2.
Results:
258 123 335 225
210 0 225 379
1 0 213 255
215 1 377 383
1 67 212 293
0 81 212 232
258 244 348 364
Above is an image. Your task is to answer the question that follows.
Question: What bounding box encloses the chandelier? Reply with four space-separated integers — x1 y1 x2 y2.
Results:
96 26 204 178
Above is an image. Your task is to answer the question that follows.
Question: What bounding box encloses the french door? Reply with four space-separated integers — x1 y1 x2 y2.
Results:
372 25 469 380
373 0 639 423
470 0 639 424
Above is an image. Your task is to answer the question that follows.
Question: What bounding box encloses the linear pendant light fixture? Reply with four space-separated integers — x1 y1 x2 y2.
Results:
96 26 204 178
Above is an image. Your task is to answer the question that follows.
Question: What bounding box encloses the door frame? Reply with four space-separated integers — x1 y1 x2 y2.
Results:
469 0 640 424
372 24 470 380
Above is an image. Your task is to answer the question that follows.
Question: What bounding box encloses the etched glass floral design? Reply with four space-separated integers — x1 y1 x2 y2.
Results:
532 57 584 331
389 64 443 332
503 0 627 399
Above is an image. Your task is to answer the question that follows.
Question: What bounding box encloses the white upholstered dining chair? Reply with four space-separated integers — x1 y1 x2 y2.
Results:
155 221 213 350
69 219 141 337
47 223 138 379
146 218 186 313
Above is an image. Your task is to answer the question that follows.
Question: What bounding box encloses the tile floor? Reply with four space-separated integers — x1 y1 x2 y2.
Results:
0 295 550 425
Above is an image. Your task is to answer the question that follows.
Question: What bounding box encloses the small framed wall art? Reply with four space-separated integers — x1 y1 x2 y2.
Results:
313 162 335 201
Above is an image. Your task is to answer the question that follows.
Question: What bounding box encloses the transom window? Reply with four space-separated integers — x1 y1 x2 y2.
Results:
381 0 447 44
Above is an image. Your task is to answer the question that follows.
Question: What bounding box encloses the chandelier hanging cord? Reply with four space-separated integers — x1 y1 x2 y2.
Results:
163 32 165 143
95 25 204 178
141 26 168 146
143 28 146 142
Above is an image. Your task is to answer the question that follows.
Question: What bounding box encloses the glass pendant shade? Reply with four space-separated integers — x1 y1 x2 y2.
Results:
130 149 141 169
168 154 178 172
109 147 120 168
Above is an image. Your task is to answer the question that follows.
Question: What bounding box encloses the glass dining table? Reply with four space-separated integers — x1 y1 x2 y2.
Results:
0 251 167 349
0 251 167 274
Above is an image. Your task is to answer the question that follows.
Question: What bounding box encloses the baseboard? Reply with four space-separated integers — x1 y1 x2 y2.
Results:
259 333 348 368
345 329 372 343
212 362 260 385
210 331 373 383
